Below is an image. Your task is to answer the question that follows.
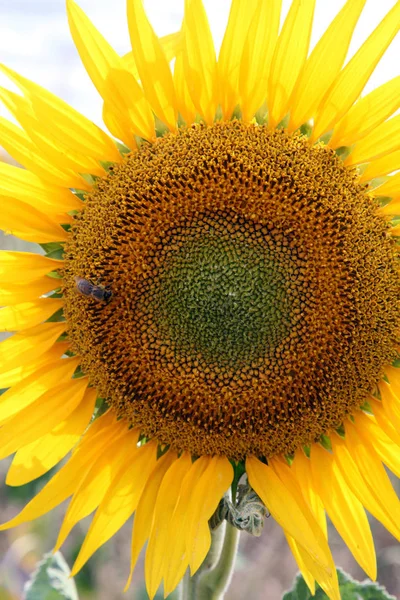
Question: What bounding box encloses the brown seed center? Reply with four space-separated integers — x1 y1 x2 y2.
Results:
63 122 400 459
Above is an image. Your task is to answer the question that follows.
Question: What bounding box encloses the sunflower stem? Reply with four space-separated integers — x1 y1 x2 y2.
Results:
194 523 240 600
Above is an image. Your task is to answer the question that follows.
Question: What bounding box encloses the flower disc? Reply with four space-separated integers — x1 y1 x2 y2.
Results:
63 121 400 459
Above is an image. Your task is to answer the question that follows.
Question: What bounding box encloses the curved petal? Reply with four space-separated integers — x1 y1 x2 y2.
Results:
238 0 281 122
127 0 177 130
360 149 400 181
0 377 89 460
346 114 400 166
218 0 258 120
182 0 218 125
0 356 80 425
0 411 120 530
126 450 178 591
0 162 82 214
55 428 141 552
0 299 64 331
0 252 62 283
0 196 68 243
309 443 376 579
289 0 366 131
267 0 316 127
0 322 66 375
0 276 62 306
330 75 400 148
6 387 97 486
0 64 121 163
0 117 90 189
0 341 69 389
145 452 193 598
313 1 400 140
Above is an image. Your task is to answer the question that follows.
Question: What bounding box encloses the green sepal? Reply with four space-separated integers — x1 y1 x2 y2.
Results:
283 568 396 600
335 145 353 161
116 141 132 155
46 308 65 323
230 460 246 501
23 551 79 600
319 435 332 451
299 122 313 138
73 190 88 202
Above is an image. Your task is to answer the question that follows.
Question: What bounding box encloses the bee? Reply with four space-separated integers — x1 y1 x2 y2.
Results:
74 276 112 303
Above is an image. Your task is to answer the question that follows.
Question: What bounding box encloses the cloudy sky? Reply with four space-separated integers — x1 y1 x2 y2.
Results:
0 0 399 128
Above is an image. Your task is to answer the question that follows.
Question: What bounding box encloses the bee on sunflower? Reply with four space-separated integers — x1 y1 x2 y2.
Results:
0 1 400 599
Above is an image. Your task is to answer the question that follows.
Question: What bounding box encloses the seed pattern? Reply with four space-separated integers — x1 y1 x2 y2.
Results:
63 122 400 459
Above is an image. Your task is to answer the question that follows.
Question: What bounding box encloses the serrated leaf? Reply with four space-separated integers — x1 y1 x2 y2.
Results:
23 551 79 600
283 568 396 600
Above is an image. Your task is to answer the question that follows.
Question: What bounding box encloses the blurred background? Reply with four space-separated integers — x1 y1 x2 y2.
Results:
0 0 400 598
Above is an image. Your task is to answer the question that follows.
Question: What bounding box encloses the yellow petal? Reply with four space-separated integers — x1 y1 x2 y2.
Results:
377 380 400 434
122 31 182 79
313 1 400 141
370 397 400 445
0 251 62 283
346 114 400 166
126 450 178 591
0 411 119 530
182 0 218 125
246 457 337 586
219 0 258 120
0 276 61 306
285 534 316 596
102 102 134 149
309 443 376 579
0 322 65 375
375 171 400 198
0 299 64 332
105 68 156 141
0 117 90 190
268 0 316 128
145 452 193 599
0 341 69 389
0 162 82 215
0 377 88 460
291 451 327 538
0 63 121 163
1 195 68 243
0 356 80 425
174 50 197 125
359 149 400 181
289 0 366 131
127 0 177 130
378 197 400 216
66 0 155 142
56 428 141 552
386 366 400 395
163 456 210 597
354 410 400 479
331 432 400 541
72 440 158 577
330 75 400 148
186 456 234 574
0 86 105 177
7 387 97 486
343 421 400 537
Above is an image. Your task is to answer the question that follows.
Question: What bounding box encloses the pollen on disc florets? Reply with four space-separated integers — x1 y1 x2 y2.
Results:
63 121 400 460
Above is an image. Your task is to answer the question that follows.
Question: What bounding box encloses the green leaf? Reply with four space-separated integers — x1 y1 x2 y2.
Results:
283 568 396 600
23 552 79 600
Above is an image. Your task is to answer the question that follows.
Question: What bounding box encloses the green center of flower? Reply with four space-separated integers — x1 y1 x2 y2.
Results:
63 121 400 460
137 212 292 377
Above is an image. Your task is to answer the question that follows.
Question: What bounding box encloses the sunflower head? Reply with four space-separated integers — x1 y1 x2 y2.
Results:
1 1 400 599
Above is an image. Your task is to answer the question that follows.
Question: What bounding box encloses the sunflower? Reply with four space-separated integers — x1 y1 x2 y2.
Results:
1 0 400 598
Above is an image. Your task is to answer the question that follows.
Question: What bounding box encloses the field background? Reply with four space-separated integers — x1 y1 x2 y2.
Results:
1 0 400 598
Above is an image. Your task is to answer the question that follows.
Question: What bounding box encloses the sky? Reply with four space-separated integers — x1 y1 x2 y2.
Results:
0 0 398 129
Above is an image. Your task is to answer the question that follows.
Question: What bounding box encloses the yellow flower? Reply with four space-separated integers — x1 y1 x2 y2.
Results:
1 1 400 598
